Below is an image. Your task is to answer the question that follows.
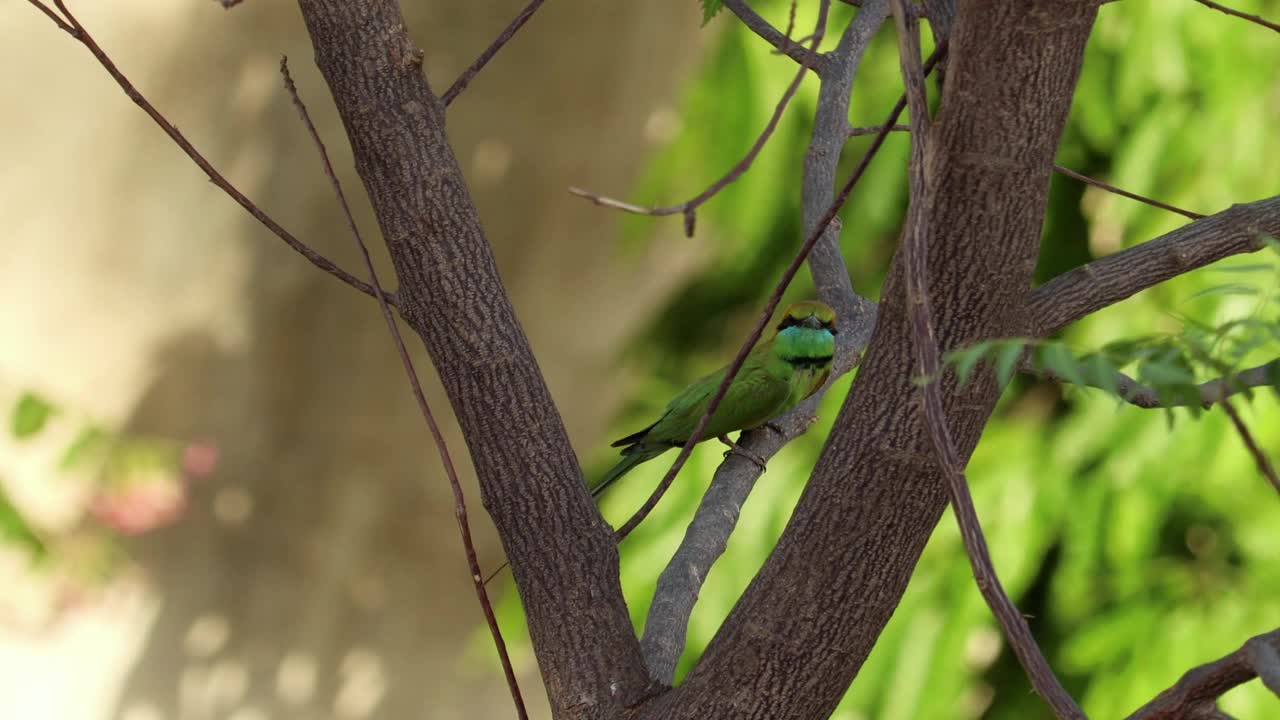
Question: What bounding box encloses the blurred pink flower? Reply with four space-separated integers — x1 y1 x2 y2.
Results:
181 439 220 479
89 475 187 535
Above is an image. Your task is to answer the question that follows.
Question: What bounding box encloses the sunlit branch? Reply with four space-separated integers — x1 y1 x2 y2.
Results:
1027 358 1280 411
723 0 827 72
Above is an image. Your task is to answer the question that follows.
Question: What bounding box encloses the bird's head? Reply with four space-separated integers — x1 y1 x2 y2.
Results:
776 300 837 334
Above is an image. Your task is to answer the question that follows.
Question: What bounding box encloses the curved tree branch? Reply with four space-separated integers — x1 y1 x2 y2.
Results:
723 0 828 72
1029 196 1280 335
1126 627 1280 719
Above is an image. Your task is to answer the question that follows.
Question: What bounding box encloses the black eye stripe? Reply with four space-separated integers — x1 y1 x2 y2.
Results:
777 315 837 332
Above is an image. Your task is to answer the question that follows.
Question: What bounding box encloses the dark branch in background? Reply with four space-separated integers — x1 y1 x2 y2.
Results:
1192 0 1280 34
1052 164 1205 220
441 0 547 106
1029 195 1280 335
216 0 245 8
890 3 1084 717
723 0 828 72
24 0 392 305
1220 399 1280 496
848 124 1206 220
1127 627 1280 719
609 0 835 540
1026 357 1280 410
569 5 827 239
279 58 528 720
640 0 891 682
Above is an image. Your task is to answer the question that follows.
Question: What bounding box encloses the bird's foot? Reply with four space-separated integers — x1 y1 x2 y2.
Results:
717 434 768 472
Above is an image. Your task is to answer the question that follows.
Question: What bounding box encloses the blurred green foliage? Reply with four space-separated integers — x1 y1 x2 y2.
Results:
494 1 1280 716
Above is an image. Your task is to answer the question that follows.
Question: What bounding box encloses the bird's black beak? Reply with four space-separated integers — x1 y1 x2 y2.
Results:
801 315 823 330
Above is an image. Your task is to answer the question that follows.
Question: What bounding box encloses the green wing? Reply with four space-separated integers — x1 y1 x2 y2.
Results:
644 356 791 446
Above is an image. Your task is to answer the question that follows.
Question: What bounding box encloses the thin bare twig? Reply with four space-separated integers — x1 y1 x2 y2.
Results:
1127 627 1280 719
890 2 1084 718
723 0 827 72
1192 0 1280 34
280 58 528 720
1219 399 1280 496
25 0 392 305
570 1 829 238
847 123 1205 220
442 0 547 106
1052 164 1205 220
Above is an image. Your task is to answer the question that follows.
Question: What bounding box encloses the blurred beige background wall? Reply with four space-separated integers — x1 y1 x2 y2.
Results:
0 2 704 718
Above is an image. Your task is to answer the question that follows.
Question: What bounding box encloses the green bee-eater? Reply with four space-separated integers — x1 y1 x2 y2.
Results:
593 300 837 496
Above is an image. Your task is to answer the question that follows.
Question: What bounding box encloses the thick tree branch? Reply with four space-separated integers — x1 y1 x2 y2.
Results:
1029 196 1280 335
890 2 1082 716
441 0 547 106
1126 627 1280 719
25 0 392 305
723 0 828 72
639 0 891 684
279 58 528 719
644 3 1101 717
293 2 649 714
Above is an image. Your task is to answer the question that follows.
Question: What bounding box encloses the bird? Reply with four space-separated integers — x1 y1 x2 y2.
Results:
592 300 837 497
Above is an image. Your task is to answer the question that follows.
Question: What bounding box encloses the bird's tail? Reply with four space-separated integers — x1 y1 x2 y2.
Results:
591 447 668 499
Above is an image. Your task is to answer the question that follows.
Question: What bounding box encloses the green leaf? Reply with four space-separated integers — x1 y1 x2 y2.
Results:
1081 353 1119 398
946 341 992 388
0 483 46 557
60 425 109 470
1186 283 1259 300
700 0 724 25
994 340 1027 388
1211 263 1274 274
1037 343 1086 386
11 392 56 440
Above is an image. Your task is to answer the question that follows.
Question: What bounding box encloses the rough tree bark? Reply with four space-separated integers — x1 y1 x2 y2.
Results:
646 2 1101 717
295 2 650 716
283 0 1275 719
